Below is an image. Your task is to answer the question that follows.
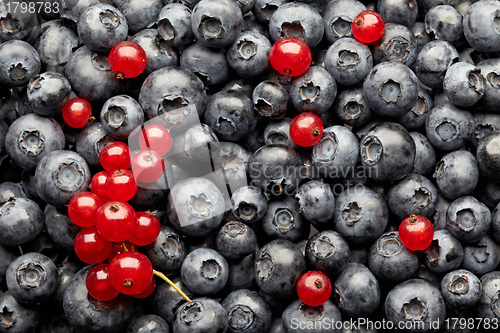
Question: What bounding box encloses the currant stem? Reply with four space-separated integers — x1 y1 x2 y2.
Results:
122 241 129 252
153 270 192 303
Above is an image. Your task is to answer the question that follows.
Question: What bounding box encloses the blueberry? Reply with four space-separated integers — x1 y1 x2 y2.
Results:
261 195 306 242
425 5 465 46
0 40 41 87
281 299 342 333
157 3 194 48
461 235 500 276
126 314 170 333
415 40 459 90
476 58 500 111
225 252 256 292
216 221 257 260
268 318 285 333
252 80 289 120
252 0 287 24
263 117 298 149
118 0 163 35
441 269 481 309
411 21 432 54
0 243 17 286
218 141 251 193
471 113 500 149
459 47 489 66
305 230 350 278
432 194 452 230
443 62 484 107
372 23 418 66
410 131 436 175
333 87 372 127
49 261 80 307
295 180 335 229
100 95 144 140
143 225 186 274
446 196 491 244
0 1 41 44
227 31 272 78
44 205 81 251
433 150 479 200
378 0 418 27
476 131 500 181
0 291 40 333
0 197 43 246
477 271 500 319
396 86 433 131
76 123 114 168
151 277 195 325
223 77 254 98
59 0 101 27
463 0 500 53
221 289 272 333
474 177 500 210
322 0 366 43
27 71 72 116
231 186 268 224
0 182 25 203
180 42 229 86
423 229 464 275
173 297 228 333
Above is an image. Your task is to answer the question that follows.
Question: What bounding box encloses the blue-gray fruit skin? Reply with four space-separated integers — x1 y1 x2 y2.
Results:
261 196 306 242
0 243 18 286
477 58 500 111
0 291 40 333
231 185 268 224
477 271 500 320
151 277 195 325
410 132 436 175
490 201 500 243
27 72 71 116
333 263 380 318
143 225 186 274
296 180 335 228
255 239 305 297
59 0 101 27
118 0 163 35
325 37 373 86
225 252 255 292
252 0 287 24
385 279 446 332
76 123 114 168
463 0 500 53
425 5 465 47
252 80 289 120
441 269 481 309
130 29 179 76
334 87 373 127
35 150 91 207
216 221 256 260
173 297 228 333
289 66 336 115
443 62 484 107
368 231 419 283
372 24 418 66
0 182 25 203
157 3 194 48
126 314 170 333
306 230 350 278
446 196 491 244
49 261 81 307
476 131 500 181
180 42 229 86
461 235 500 276
411 22 432 55
378 0 417 27
269 2 323 48
44 205 81 251
100 95 144 140
471 113 500 149
433 150 479 200
0 40 41 87
221 289 272 333
322 0 366 43
281 299 342 333
0 1 41 44
423 229 464 275
227 31 271 78
415 40 459 89
0 197 44 246
63 266 135 333
397 86 433 131
263 118 298 150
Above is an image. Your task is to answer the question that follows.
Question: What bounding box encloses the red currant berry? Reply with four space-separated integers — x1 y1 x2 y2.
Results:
74 227 112 264
132 277 156 299
96 201 136 242
269 37 312 77
107 241 136 263
99 142 131 172
398 214 434 251
129 212 161 246
138 123 172 156
296 271 332 307
91 171 111 202
68 192 103 228
352 10 385 44
106 169 138 201
62 98 92 129
108 41 147 79
290 112 324 147
108 251 153 295
131 150 165 184
85 264 120 301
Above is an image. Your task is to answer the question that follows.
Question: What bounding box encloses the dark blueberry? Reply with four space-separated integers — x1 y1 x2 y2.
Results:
446 195 491 244
324 37 373 86
261 196 306 242
476 58 500 111
244 13 271 40
295 180 335 229
59 0 101 27
24 231 67 264
414 40 459 90
181 248 229 295
222 77 254 98
227 31 271 78
27 71 71 117
76 123 114 168
459 47 489 66
474 177 500 210
472 113 500 149
378 0 417 27
191 0 243 48
433 194 451 230
476 271 500 323
268 318 285 333
368 231 420 283
37 310 73 333
252 80 289 120
441 269 481 309
173 297 228 333
0 1 41 44
152 277 195 324
322 0 366 43
333 87 372 127
414 263 442 288
425 5 465 46
221 289 272 333
254 239 305 297
63 265 134 333
410 131 436 175
0 182 25 203
130 28 179 76
333 262 380 317
118 0 163 35
263 117 298 149
423 229 464 275
126 314 170 333
0 197 43 246
180 42 229 86
231 185 268 224
281 299 342 332
100 95 144 140
305 230 350 278
411 21 432 55
385 279 446 331
6 252 58 304
252 0 287 24
268 2 323 48
417 0 452 15
218 141 251 193
463 0 500 53
359 122 416 183
157 3 194 48
143 225 186 274
443 62 484 107
333 185 389 244
225 252 256 291
216 221 256 260
363 62 419 117
49 261 80 307
396 86 433 131
21 170 40 201
476 131 500 181
372 23 418 66
0 291 39 333
461 235 500 276
0 243 18 286
0 40 41 87
489 201 500 243
128 178 168 209
433 150 479 200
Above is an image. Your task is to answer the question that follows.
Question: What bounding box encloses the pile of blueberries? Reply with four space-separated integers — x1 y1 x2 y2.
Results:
4 0 500 332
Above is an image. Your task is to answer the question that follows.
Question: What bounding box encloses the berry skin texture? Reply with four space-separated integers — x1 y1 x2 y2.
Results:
99 142 132 172
352 10 385 44
108 41 147 79
138 123 173 156
68 192 103 228
108 251 153 295
106 169 138 201
269 37 312 77
91 171 111 202
290 112 324 147
85 264 120 301
398 214 434 251
96 201 136 242
62 98 92 129
128 212 161 246
297 271 332 307
74 227 112 264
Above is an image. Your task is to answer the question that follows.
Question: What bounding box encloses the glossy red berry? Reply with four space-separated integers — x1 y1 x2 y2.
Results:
290 112 324 147
68 192 103 228
107 241 136 263
138 123 172 156
108 41 147 79
74 227 112 264
96 201 136 242
129 212 161 246
399 214 434 251
108 251 153 295
131 149 165 184
62 98 92 129
132 277 156 299
352 10 385 44
106 169 138 201
297 271 332 307
85 264 120 301
91 171 111 202
269 37 312 77
99 142 131 172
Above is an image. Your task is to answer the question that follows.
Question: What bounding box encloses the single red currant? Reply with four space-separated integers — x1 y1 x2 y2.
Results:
91 171 111 202
132 277 156 299
62 98 92 129
85 264 120 301
99 142 131 172
131 150 165 184
296 271 332 307
74 227 112 264
269 37 312 77
107 241 136 263
289 112 324 147
96 201 136 242
108 251 153 295
138 123 172 156
398 214 434 251
108 41 147 79
352 10 385 44
129 212 161 246
106 169 138 201
68 192 103 228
